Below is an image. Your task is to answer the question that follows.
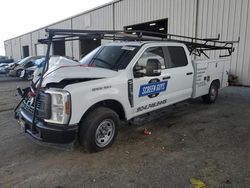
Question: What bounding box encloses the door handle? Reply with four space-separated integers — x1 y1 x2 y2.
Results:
163 76 171 80
186 72 193 76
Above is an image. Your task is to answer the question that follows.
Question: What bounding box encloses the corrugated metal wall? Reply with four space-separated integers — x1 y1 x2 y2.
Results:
72 5 113 59
196 0 250 85
114 0 197 37
10 38 21 59
4 41 12 58
4 0 250 85
49 19 73 57
31 31 40 56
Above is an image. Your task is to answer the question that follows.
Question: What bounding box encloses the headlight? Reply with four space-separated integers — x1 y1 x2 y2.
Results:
44 90 71 125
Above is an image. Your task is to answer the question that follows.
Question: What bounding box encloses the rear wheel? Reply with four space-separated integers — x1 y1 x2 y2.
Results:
202 82 219 104
79 107 119 153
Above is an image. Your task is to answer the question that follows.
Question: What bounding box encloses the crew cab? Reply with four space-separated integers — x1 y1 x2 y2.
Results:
15 41 230 152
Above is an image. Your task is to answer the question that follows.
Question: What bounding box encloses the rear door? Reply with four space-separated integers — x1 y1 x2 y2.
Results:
162 45 194 105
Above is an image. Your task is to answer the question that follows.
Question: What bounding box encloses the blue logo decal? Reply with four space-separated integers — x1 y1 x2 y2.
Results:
139 81 168 97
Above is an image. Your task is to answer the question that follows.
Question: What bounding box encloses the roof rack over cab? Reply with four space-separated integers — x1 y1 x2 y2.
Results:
39 28 240 59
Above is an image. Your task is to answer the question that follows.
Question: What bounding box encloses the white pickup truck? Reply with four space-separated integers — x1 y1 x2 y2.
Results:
16 39 230 152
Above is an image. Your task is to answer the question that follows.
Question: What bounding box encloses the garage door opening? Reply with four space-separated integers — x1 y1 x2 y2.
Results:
53 41 66 56
79 38 101 59
22 46 30 58
124 18 168 36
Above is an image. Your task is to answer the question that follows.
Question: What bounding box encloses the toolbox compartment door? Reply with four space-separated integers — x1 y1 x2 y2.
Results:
192 58 230 98
192 61 209 98
221 59 230 88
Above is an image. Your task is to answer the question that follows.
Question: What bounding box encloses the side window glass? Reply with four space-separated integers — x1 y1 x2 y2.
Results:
137 47 166 69
163 46 188 68
25 61 33 68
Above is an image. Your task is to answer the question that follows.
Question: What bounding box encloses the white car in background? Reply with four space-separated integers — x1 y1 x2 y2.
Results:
0 65 8 74
20 65 37 80
8 56 44 77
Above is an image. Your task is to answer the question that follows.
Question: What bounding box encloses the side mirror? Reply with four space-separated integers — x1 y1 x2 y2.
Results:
133 65 146 78
145 59 162 77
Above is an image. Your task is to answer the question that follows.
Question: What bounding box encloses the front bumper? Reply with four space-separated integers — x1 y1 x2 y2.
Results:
16 108 78 144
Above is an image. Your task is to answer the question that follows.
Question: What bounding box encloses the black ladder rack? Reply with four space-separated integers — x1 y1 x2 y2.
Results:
39 28 240 58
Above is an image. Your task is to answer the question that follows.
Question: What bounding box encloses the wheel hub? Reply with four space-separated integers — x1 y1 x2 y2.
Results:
95 119 115 147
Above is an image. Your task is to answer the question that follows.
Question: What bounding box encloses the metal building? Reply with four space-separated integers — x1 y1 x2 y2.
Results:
4 0 250 86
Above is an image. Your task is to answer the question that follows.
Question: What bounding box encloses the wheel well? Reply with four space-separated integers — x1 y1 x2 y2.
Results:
81 100 126 121
212 79 220 89
16 69 23 74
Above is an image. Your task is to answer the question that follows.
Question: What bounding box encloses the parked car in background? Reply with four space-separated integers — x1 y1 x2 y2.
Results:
0 58 14 64
0 64 9 74
20 65 37 80
8 56 44 77
20 58 44 80
5 61 19 70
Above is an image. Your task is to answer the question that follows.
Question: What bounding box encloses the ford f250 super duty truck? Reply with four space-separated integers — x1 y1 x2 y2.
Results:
15 29 239 152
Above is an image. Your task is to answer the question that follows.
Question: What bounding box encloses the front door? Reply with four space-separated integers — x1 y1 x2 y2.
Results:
133 46 170 116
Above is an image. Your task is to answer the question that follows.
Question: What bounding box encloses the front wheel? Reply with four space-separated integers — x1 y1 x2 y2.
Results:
79 107 119 153
16 69 23 77
202 82 219 104
26 73 34 81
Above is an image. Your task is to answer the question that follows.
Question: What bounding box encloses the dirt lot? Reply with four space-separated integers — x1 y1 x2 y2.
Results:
0 75 249 188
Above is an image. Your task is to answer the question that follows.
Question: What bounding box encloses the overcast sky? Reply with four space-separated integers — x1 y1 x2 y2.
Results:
0 0 112 56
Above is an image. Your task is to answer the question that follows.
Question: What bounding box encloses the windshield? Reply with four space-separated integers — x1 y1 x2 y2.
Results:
80 45 140 70
80 47 101 65
17 57 30 65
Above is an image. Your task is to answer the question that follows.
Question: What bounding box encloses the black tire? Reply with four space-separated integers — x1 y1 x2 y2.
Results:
202 82 219 104
79 107 119 153
26 73 33 81
16 69 23 77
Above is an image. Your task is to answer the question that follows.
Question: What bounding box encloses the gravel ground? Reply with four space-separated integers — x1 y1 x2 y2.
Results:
0 76 249 188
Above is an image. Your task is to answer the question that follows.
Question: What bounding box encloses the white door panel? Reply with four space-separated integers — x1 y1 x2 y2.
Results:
133 46 170 115
163 66 193 104
133 77 169 115
162 46 193 104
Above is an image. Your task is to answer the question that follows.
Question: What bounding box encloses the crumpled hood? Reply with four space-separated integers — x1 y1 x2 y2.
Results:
40 57 118 87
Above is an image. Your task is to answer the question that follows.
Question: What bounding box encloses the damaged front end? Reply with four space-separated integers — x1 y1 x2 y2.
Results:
14 30 78 145
14 84 77 144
